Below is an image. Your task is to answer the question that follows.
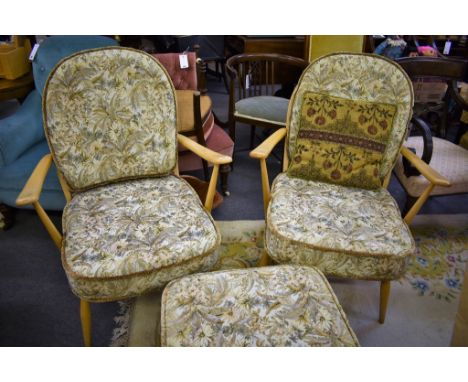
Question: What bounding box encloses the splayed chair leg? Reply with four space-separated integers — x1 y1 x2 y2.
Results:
379 280 391 324
80 299 92 346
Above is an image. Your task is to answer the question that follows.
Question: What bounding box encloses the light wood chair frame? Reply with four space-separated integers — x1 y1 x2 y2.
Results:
250 122 451 324
16 134 231 346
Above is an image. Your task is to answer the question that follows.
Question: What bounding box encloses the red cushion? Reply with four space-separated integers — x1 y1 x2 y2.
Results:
153 53 198 91
178 125 234 172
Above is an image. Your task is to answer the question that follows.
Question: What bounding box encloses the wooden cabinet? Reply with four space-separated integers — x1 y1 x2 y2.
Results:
225 36 306 59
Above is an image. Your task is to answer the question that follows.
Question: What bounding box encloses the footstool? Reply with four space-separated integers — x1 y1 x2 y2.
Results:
161 265 359 346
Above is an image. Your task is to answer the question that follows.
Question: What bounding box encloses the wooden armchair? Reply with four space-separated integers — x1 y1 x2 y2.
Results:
226 53 308 147
250 53 451 324
16 47 231 346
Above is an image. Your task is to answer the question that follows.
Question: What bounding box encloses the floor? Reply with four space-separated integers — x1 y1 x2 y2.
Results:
1 75 467 346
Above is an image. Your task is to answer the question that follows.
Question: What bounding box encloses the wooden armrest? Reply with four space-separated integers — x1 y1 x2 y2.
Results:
177 134 232 165
16 154 53 206
400 147 451 187
249 128 287 160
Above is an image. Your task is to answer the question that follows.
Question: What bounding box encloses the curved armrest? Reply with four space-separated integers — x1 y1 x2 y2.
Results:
249 128 287 160
177 134 232 165
448 80 468 111
400 147 450 187
16 154 53 206
412 116 433 164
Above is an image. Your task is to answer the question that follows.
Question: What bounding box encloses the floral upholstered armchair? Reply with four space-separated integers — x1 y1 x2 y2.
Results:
16 47 231 345
250 53 451 323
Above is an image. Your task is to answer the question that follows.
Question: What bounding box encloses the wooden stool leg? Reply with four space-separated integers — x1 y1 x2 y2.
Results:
80 299 92 346
379 280 391 324
258 250 271 267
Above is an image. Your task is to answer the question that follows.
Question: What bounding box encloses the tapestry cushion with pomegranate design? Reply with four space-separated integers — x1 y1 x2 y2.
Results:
287 92 397 189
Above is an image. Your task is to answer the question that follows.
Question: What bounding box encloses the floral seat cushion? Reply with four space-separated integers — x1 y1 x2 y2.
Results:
62 176 220 302
265 173 415 280
161 265 359 346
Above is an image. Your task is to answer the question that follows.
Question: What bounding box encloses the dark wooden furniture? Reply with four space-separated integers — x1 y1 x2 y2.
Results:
226 53 308 146
0 73 34 102
394 57 468 213
396 56 468 139
225 36 305 58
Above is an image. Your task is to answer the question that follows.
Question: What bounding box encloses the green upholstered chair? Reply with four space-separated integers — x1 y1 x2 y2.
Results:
16 47 231 346
226 53 308 147
250 53 451 324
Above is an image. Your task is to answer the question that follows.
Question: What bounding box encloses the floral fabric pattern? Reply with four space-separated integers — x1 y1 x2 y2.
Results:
287 53 413 181
266 173 415 280
62 176 220 302
161 265 359 346
288 92 397 189
44 47 177 192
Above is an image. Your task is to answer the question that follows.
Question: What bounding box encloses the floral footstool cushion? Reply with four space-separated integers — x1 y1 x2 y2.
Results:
161 265 359 346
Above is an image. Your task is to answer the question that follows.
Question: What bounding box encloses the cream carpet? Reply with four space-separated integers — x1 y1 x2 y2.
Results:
110 215 468 346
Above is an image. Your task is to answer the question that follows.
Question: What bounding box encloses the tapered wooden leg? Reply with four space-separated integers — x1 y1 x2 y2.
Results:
379 281 391 324
80 299 92 346
258 251 271 267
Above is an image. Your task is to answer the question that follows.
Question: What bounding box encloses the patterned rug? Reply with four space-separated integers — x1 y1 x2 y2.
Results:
110 215 468 346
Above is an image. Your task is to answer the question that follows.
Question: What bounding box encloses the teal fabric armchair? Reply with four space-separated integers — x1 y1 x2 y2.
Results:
0 36 118 225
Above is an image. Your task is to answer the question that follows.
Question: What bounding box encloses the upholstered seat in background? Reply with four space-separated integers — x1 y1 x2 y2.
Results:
394 136 468 197
235 95 290 126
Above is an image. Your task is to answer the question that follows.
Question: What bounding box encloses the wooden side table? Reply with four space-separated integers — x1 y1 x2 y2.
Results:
0 72 34 103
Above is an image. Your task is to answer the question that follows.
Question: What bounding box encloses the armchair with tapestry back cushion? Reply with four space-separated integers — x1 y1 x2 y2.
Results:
250 53 451 324
153 51 234 196
16 47 231 346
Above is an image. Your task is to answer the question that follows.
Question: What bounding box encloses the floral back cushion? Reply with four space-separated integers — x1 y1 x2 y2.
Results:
287 92 397 189
43 47 177 192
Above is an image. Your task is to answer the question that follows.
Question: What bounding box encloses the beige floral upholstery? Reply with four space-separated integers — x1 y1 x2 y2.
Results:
265 174 415 280
44 47 177 192
161 265 359 346
287 53 413 182
394 136 468 197
62 176 220 302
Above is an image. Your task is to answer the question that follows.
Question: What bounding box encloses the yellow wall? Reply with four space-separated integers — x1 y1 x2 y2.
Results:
308 35 364 61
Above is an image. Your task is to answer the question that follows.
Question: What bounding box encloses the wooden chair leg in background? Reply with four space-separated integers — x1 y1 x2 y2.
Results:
379 280 391 324
220 164 230 196
80 299 92 347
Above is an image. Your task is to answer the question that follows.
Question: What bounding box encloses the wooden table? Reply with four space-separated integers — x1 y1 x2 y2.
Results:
0 73 34 102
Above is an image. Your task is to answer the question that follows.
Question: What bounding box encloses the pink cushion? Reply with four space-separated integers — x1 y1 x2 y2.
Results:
153 53 198 91
178 125 234 172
